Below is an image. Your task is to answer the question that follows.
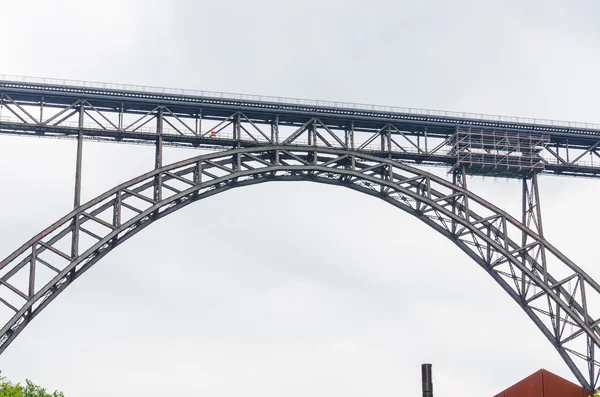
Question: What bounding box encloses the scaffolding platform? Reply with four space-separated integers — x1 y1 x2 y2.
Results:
449 128 550 178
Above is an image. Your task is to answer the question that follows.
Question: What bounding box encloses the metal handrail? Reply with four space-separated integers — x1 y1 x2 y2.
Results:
2 74 600 131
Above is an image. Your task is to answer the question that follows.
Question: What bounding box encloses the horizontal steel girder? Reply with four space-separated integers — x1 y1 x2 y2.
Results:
0 146 599 389
2 78 600 177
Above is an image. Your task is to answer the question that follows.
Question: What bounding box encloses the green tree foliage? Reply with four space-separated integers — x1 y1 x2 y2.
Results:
0 375 64 397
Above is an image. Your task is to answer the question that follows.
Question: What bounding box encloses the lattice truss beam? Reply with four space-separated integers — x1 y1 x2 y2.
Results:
0 94 433 152
2 94 600 176
0 146 599 388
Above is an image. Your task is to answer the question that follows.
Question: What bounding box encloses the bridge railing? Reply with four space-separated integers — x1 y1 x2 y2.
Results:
2 74 600 131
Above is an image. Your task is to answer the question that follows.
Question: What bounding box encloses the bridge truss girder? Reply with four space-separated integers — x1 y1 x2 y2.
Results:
0 146 599 389
3 79 600 178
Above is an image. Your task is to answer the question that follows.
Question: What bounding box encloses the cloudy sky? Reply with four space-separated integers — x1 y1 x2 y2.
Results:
1 0 600 396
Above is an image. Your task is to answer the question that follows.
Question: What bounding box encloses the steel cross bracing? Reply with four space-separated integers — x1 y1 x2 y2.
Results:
2 77 600 178
2 77 600 390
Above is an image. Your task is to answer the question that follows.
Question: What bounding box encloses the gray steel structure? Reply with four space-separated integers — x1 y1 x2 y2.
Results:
1 75 600 389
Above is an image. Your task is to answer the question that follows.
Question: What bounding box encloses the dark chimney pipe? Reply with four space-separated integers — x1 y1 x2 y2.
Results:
421 363 433 397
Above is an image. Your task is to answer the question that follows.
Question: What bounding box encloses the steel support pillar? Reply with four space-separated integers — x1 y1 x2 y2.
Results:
154 108 163 202
461 165 469 220
344 127 350 149
385 125 392 154
234 113 241 147
39 97 44 123
350 123 356 169
27 245 36 314
312 119 318 165
193 160 202 185
271 116 279 144
118 103 124 131
522 172 554 346
521 172 547 281
451 165 469 234
195 109 202 136
113 191 121 228
307 120 316 166
236 114 242 168
271 116 279 165
71 104 84 265
522 172 574 378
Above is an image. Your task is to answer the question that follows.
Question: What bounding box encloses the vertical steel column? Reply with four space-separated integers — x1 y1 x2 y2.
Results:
521 177 528 297
271 116 279 144
39 97 44 123
233 113 241 145
28 245 37 299
118 103 124 131
454 127 461 165
380 126 392 190
344 125 354 180
195 109 202 136
587 335 595 392
272 116 279 165
532 173 548 283
525 172 556 351
522 173 547 281
461 165 469 220
451 166 467 235
232 113 237 140
234 114 241 170
113 192 121 227
71 103 84 263
154 108 163 202
193 160 202 185
312 119 317 165
530 173 545 235
452 170 459 236
350 122 355 170
344 127 350 149
27 244 37 316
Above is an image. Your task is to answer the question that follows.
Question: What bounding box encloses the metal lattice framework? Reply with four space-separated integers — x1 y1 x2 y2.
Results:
1 146 600 388
4 75 600 391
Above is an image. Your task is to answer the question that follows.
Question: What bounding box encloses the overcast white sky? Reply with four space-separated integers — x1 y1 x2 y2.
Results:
1 0 600 396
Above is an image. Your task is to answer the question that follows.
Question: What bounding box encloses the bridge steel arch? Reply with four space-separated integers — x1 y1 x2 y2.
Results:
1 146 599 389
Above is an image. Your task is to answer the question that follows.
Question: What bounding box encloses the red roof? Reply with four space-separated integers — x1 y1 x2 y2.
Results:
494 369 593 397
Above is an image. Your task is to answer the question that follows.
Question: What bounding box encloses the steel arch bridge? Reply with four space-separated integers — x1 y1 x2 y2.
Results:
2 76 600 389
